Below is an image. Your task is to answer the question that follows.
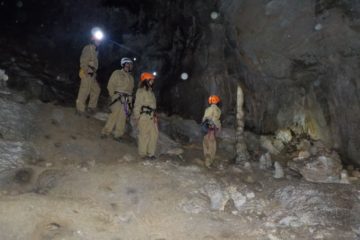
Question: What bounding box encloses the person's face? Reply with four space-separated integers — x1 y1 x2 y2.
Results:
124 63 133 72
148 79 154 86
93 39 101 47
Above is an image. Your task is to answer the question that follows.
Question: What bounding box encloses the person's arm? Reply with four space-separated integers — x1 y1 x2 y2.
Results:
107 72 117 98
133 90 142 120
80 46 91 72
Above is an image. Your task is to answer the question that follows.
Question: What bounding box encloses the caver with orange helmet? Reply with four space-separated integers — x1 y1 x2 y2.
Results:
202 94 222 168
208 95 221 105
140 72 156 82
133 71 158 160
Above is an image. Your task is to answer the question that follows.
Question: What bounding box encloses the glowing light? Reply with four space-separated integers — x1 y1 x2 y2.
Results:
94 30 104 40
153 72 157 76
210 12 219 20
181 72 189 80
91 27 104 41
133 57 137 61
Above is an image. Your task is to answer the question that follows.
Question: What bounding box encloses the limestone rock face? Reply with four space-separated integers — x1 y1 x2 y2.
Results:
218 0 360 165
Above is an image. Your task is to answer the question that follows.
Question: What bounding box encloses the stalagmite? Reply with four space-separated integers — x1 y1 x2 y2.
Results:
273 161 284 179
235 85 250 165
259 152 272 169
340 170 350 184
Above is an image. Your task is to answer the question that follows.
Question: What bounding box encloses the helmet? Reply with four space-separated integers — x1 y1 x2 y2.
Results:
140 72 155 82
208 95 220 104
121 57 133 66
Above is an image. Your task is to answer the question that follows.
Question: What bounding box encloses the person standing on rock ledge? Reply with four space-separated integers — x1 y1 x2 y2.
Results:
76 32 102 116
101 57 134 141
202 95 222 168
133 72 158 160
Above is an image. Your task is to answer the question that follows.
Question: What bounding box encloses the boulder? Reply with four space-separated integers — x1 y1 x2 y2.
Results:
260 136 280 155
288 152 343 183
169 118 202 143
275 129 292 144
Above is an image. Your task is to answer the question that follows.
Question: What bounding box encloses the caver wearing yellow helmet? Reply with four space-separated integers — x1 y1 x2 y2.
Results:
133 72 158 160
202 95 222 168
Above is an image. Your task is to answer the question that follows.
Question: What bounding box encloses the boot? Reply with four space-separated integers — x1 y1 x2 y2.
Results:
86 107 96 115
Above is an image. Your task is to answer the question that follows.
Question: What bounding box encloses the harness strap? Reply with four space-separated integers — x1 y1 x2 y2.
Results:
140 105 156 116
109 91 132 107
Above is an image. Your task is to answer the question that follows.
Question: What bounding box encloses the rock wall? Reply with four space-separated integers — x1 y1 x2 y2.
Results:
216 0 360 165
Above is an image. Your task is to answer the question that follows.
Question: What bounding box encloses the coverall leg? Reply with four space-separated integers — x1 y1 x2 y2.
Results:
203 131 216 167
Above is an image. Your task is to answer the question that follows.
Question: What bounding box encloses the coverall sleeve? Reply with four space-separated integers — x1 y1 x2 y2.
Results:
107 72 117 97
133 90 143 119
202 107 211 122
80 45 91 72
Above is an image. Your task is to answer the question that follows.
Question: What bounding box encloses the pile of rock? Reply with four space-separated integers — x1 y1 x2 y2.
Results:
287 140 344 183
256 128 357 184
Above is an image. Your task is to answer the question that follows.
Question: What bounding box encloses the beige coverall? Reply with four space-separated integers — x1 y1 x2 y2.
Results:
76 44 100 113
133 88 158 157
102 69 134 138
202 104 222 167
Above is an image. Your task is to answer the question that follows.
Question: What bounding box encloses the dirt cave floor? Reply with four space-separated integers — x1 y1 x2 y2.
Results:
0 102 359 240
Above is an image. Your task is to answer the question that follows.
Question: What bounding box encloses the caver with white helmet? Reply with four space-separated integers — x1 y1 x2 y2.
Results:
101 57 135 140
121 57 133 67
120 57 133 73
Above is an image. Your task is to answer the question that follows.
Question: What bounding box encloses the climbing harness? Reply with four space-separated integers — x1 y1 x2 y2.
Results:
109 91 133 117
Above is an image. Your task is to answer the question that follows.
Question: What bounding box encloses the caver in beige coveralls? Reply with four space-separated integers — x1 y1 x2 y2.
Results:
102 69 134 138
76 44 100 113
133 88 158 157
202 104 222 167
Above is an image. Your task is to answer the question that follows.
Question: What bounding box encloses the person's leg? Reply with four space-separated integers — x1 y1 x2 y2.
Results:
76 76 91 113
101 102 121 136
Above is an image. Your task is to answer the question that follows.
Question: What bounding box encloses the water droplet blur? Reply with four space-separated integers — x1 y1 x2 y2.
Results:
181 72 189 80
211 12 219 20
